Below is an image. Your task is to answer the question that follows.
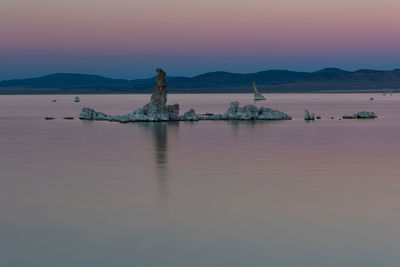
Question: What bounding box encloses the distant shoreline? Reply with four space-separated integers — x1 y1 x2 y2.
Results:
0 89 398 95
1 68 400 95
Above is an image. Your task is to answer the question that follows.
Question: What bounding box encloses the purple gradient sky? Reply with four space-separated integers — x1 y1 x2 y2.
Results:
1 0 400 79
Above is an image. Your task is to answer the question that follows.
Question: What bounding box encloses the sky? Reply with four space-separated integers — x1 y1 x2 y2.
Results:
1 0 400 80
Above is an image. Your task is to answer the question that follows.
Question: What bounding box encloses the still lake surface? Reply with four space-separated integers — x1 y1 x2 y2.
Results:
1 93 400 267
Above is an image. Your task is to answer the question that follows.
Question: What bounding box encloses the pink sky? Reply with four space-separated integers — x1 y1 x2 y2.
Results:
1 0 400 79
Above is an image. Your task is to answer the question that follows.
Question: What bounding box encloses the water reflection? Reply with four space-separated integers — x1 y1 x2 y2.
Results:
3 94 400 267
225 119 286 127
151 122 169 199
137 122 178 201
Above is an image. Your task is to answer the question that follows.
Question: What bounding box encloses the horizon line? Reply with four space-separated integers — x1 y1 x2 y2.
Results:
3 67 400 82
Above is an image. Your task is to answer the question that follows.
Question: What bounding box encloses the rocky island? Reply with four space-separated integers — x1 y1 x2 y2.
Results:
79 68 291 122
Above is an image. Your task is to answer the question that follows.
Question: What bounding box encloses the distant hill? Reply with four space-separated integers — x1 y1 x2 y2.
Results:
1 68 400 94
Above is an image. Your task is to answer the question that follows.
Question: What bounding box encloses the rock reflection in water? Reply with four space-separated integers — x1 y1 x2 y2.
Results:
138 122 179 200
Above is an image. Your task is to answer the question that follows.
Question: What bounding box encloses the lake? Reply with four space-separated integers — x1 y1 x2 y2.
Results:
1 93 400 267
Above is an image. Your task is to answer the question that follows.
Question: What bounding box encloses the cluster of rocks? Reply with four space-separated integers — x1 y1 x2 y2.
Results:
79 69 292 123
80 101 292 122
342 111 377 119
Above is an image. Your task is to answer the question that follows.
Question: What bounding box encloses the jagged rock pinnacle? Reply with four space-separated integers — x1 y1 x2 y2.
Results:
150 68 167 109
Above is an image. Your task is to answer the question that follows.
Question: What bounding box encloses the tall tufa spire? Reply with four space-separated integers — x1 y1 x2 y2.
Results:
150 68 168 109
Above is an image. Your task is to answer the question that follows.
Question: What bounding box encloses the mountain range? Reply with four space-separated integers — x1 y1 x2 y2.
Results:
1 68 400 94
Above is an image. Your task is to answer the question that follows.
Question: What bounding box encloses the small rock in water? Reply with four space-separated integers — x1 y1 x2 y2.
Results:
45 117 55 120
253 82 266 101
304 110 316 120
370 97 374 100
342 114 357 119
63 117 74 120
52 100 56 102
331 117 334 119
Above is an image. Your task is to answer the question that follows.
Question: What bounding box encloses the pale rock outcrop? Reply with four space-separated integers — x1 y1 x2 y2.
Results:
223 102 259 120
304 110 316 120
166 104 180 120
222 101 291 120
342 111 377 119
180 108 199 121
257 106 292 120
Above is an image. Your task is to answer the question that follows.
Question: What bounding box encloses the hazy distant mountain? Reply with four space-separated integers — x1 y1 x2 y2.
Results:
1 68 400 94
0 73 132 94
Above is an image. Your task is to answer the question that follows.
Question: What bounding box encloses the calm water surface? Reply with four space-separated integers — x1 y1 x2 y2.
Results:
1 94 400 267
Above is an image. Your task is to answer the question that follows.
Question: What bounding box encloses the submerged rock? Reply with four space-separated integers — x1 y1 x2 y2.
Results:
304 110 316 120
253 82 266 101
342 111 377 119
342 114 357 119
